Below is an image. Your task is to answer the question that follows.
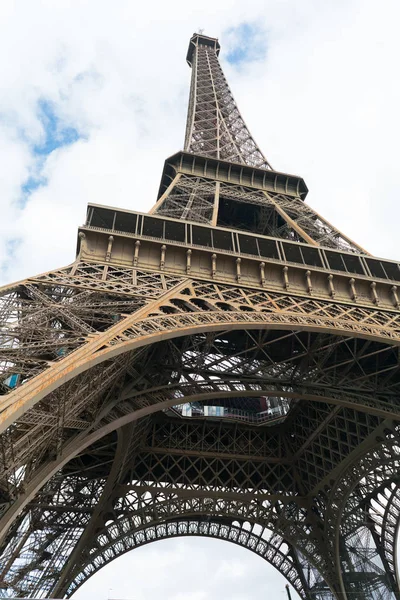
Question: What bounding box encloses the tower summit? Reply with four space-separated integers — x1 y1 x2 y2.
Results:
1 33 400 600
184 33 270 169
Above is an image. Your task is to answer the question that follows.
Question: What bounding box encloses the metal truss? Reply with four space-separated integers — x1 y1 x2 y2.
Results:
320 426 400 599
1 32 400 600
154 174 365 252
184 34 272 170
153 175 216 224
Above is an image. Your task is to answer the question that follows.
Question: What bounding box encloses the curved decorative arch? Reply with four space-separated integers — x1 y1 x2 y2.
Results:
2 283 400 432
65 518 312 599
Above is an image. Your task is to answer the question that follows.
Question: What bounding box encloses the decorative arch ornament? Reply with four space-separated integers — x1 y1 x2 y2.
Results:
66 518 322 599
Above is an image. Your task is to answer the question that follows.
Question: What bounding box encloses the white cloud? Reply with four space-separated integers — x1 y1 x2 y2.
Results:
215 557 247 579
1 0 400 596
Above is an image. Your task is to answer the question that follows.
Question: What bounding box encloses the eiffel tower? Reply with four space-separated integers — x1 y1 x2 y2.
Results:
1 32 400 600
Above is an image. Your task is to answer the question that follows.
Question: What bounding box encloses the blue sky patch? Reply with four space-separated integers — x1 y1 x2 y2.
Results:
34 99 80 155
21 173 47 196
18 100 82 204
225 23 268 66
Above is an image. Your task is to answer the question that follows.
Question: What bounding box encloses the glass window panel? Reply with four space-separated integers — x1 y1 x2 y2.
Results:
283 243 303 264
382 262 400 282
165 220 185 242
192 226 212 247
257 238 279 259
300 246 323 268
238 235 258 255
114 212 137 234
142 216 164 238
325 251 346 272
212 229 233 251
341 254 365 275
366 258 386 279
90 207 115 229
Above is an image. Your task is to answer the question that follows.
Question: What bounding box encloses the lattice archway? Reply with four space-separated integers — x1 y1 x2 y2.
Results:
65 518 318 599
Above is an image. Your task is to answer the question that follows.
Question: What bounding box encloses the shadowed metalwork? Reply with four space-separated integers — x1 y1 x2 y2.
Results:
0 32 400 599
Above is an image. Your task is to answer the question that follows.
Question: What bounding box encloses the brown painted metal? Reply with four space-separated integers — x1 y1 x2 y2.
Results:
0 32 399 600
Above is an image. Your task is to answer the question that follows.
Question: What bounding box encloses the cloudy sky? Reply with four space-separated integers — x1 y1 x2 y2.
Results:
1 0 400 597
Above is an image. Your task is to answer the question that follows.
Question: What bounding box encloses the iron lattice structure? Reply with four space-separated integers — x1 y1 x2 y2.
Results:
0 33 400 599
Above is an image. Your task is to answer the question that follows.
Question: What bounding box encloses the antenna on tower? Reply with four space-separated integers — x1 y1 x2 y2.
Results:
197 28 204 34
